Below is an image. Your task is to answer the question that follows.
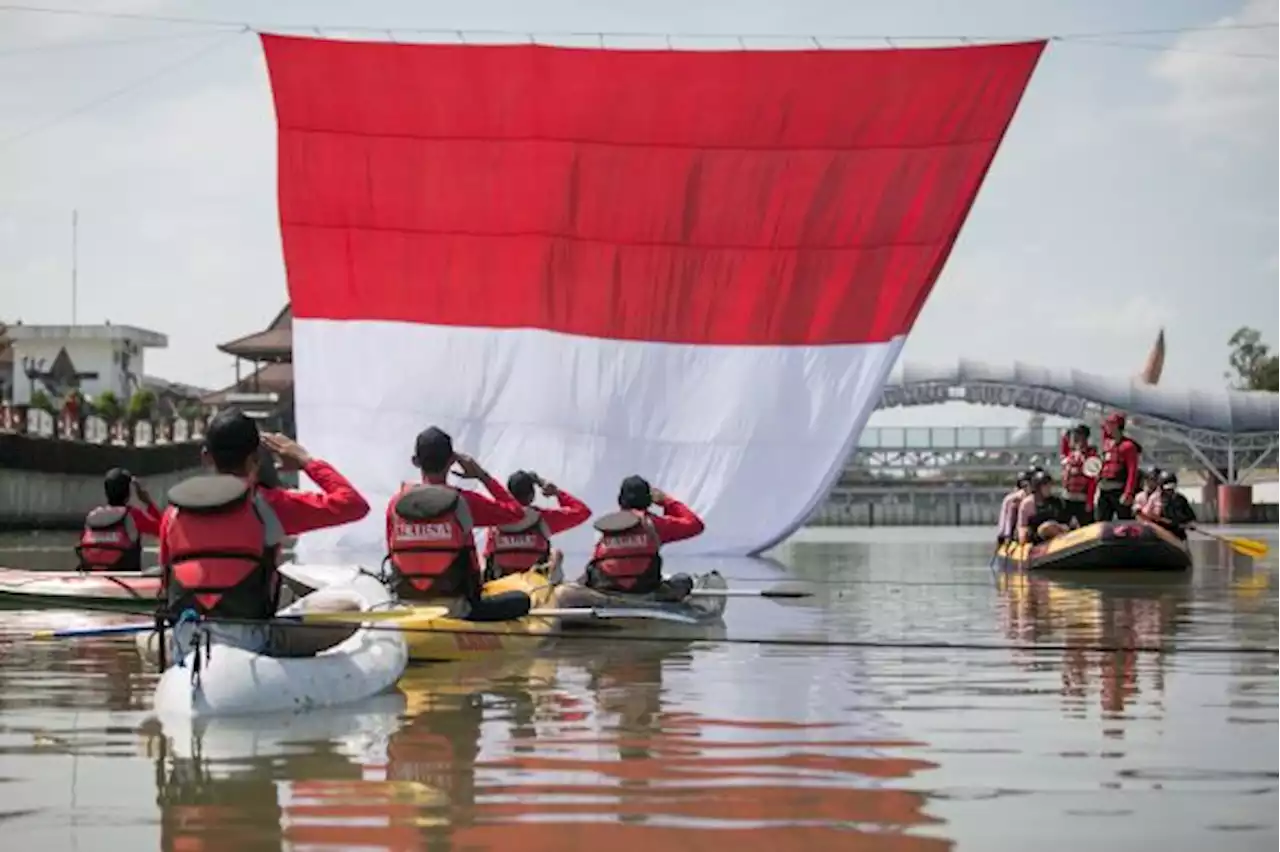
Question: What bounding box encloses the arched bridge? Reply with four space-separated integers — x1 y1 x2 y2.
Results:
869 360 1278 483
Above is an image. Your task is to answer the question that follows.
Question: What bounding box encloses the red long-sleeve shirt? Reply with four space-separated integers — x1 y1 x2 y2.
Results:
1101 436 1142 501
128 503 162 538
646 497 705 544
158 459 370 564
481 489 592 555
384 473 526 547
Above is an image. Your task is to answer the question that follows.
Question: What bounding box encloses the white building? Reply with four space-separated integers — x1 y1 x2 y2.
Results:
4 323 167 405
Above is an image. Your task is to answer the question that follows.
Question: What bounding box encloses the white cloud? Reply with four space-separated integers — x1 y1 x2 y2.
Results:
1149 0 1279 145
1049 293 1175 336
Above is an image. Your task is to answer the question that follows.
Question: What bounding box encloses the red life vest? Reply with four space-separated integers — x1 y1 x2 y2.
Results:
1060 447 1097 500
76 505 140 571
588 510 662 593
163 475 282 620
386 483 478 600
1100 436 1141 485
485 507 551 579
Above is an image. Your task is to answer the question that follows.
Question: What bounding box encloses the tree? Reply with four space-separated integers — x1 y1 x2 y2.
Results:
95 390 123 423
127 388 157 423
1227 327 1280 392
28 389 55 413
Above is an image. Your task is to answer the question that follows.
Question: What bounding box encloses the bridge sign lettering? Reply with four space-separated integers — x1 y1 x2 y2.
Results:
880 381 1086 418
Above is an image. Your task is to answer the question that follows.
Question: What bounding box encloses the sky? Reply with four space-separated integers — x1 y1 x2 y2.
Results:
0 0 1276 427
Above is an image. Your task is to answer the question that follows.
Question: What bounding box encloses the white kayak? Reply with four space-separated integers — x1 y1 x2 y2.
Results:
151 564 408 719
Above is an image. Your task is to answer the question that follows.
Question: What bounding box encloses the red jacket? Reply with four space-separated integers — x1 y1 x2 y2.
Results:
159 459 370 565
482 489 592 556
383 473 525 547
1100 435 1142 500
128 504 163 537
642 497 706 544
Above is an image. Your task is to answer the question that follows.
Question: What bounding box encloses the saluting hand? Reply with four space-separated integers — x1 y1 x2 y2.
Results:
649 487 668 505
536 475 560 497
261 432 312 471
131 478 155 507
452 453 486 480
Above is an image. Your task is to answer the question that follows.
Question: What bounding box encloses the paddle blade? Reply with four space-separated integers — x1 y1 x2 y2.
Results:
280 606 450 625
1228 538 1270 558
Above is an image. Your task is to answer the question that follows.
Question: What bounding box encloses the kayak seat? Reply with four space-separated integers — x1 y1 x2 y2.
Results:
469 590 532 622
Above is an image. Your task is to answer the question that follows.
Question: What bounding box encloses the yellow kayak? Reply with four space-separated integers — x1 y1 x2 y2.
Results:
390 565 562 663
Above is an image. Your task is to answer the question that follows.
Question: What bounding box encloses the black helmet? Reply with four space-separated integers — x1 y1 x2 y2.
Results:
1030 470 1054 488
1159 470 1178 490
1071 423 1091 439
1016 471 1031 488
1144 466 1163 482
1020 466 1041 487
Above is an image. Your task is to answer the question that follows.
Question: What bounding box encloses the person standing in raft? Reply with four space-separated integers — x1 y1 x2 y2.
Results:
153 409 371 660
482 470 591 581
1017 471 1068 545
583 475 705 602
1059 424 1099 529
1138 471 1197 540
76 468 163 572
1094 413 1142 522
383 426 536 620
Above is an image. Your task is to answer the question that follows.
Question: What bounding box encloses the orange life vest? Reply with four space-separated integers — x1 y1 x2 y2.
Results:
76 505 140 572
1060 447 1096 501
163 475 282 620
386 483 478 600
1100 436 1141 485
587 510 662 593
485 508 552 578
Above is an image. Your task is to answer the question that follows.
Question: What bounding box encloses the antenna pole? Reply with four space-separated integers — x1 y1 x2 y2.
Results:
71 209 79 326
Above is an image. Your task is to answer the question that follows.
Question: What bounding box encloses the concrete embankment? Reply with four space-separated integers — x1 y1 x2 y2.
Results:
0 467 204 530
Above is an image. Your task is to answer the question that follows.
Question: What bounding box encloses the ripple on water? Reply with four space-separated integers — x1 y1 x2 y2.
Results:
0 528 1275 850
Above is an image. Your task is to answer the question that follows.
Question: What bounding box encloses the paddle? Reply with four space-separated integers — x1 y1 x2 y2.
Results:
530 606 704 626
685 587 812 600
25 603 705 640
30 622 158 640
1192 527 1270 558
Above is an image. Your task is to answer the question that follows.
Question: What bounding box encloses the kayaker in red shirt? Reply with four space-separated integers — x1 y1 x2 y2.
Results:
75 467 163 572
383 426 533 620
482 470 591 580
1095 413 1142 522
153 409 371 660
583 475 705 601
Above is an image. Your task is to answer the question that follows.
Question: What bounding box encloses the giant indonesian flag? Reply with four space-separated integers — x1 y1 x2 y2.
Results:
261 35 1045 558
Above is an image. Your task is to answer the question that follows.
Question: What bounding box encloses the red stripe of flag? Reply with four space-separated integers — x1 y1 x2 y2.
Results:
263 35 1044 346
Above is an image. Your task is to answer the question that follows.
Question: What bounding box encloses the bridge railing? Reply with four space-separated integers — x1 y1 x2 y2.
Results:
857 425 1066 450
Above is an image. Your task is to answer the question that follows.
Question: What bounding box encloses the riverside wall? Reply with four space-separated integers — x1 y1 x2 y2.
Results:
0 408 206 530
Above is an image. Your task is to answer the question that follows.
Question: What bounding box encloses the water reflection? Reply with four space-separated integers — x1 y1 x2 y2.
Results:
139 642 951 851
1 528 1274 849
997 570 1189 716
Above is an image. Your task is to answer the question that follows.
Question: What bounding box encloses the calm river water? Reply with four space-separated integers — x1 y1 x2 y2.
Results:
0 527 1275 851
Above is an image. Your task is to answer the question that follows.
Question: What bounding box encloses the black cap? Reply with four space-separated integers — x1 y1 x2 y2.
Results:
413 426 453 472
508 470 537 505
204 408 260 471
103 467 133 505
618 475 652 510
